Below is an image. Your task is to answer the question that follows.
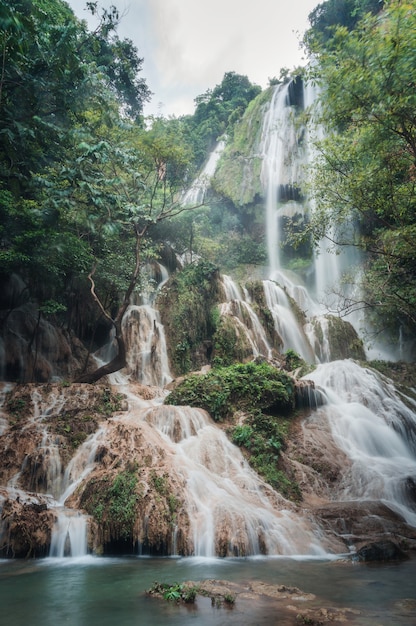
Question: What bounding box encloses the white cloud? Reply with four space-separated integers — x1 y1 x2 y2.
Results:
66 0 319 116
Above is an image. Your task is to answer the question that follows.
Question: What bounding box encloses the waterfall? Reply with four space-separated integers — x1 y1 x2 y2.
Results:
263 279 315 361
305 361 416 527
49 510 88 558
182 140 225 206
260 83 294 274
94 264 173 387
4 78 416 562
122 304 172 387
143 405 330 556
48 426 107 558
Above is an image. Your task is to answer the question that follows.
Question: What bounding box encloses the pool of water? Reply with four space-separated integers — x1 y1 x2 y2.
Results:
1 554 415 625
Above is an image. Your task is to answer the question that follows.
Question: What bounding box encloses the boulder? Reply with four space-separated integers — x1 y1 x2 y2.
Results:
356 540 409 562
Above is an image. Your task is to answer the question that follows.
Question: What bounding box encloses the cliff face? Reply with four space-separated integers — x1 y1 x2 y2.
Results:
212 89 272 209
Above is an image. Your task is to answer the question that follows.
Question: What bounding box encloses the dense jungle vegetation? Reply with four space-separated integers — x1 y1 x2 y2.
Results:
0 0 415 382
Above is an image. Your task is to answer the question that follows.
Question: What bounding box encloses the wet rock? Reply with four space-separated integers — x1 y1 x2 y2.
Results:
311 501 416 553
355 540 409 562
0 494 55 558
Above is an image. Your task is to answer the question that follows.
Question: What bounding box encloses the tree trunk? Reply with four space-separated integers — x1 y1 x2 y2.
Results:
75 320 127 384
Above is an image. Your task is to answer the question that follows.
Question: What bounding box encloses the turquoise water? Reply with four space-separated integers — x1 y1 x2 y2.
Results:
1 555 415 625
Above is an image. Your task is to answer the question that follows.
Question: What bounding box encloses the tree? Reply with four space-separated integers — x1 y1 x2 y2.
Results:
45 115 200 383
183 72 261 169
0 4 154 310
304 1 416 343
306 0 384 46
83 1 151 121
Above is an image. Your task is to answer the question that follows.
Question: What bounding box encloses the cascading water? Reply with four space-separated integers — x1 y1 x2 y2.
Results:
304 360 416 528
122 304 172 387
49 511 88 558
220 275 272 360
263 279 315 361
249 78 416 542
260 83 298 276
94 263 173 388
182 140 226 206
3 78 415 563
142 404 331 556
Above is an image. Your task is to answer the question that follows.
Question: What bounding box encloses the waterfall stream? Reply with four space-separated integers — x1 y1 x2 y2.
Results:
80 79 416 555
143 405 329 556
1 79 415 561
305 360 416 527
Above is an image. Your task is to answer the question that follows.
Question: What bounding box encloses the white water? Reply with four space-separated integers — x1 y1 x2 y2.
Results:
3 79 416 562
182 140 225 206
260 83 296 274
143 405 328 556
49 509 88 558
48 425 109 557
122 304 172 387
263 279 315 361
51 81 416 559
305 360 416 527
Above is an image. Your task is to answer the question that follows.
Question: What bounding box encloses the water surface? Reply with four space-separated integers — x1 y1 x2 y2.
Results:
1 555 415 625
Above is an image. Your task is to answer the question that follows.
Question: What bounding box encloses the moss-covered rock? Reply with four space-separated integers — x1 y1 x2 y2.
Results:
212 313 254 367
157 261 223 375
310 315 366 361
212 89 273 208
166 361 295 421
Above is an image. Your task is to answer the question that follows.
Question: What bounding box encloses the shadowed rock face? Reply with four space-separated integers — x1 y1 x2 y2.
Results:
356 539 409 562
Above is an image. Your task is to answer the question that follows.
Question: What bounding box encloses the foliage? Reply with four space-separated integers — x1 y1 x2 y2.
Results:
211 315 254 368
166 361 295 421
0 1 153 340
84 2 151 120
157 261 222 375
282 349 315 377
303 1 416 343
82 465 140 539
305 0 384 48
212 88 271 207
231 410 301 500
181 71 262 169
0 0 204 382
146 581 200 604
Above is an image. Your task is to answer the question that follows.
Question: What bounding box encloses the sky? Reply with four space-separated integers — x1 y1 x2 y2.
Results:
66 0 319 117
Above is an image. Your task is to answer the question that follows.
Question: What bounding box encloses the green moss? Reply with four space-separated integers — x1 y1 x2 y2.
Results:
246 280 282 351
157 261 222 375
6 395 28 421
166 361 295 421
231 410 301 501
97 388 124 415
166 361 301 500
149 470 179 525
212 88 274 207
81 466 140 540
212 314 253 367
324 315 366 360
46 388 123 451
